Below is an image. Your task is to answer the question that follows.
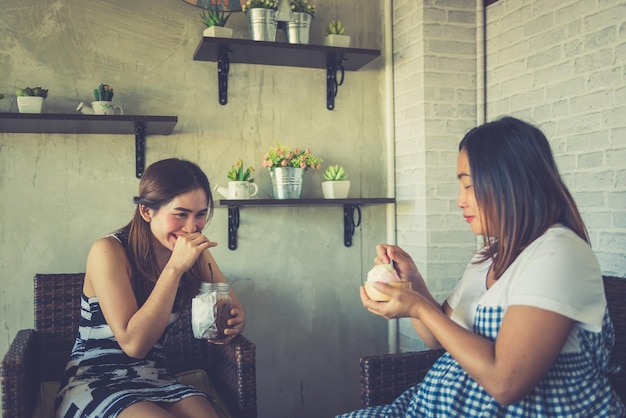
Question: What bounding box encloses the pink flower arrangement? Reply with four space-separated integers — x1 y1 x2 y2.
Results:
262 142 323 170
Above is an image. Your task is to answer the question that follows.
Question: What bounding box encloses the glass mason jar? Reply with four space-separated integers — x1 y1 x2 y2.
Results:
196 282 233 343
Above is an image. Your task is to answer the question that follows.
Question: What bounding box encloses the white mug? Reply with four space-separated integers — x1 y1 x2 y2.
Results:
228 181 258 199
92 101 124 115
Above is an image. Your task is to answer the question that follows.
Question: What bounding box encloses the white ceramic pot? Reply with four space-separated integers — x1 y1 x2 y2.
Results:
17 96 44 113
203 26 233 38
323 34 351 48
321 180 350 199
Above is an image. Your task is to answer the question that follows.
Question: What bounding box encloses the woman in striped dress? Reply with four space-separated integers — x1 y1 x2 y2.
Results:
337 117 624 417
55 158 246 418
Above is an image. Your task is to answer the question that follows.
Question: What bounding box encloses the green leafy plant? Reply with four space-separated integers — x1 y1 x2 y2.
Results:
227 159 255 182
325 20 345 36
16 87 48 98
262 142 323 170
241 0 279 12
93 84 114 101
324 165 348 181
290 0 315 16
200 7 231 27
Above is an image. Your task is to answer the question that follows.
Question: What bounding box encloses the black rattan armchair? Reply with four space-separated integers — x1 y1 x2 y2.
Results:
1 273 257 418
360 275 626 407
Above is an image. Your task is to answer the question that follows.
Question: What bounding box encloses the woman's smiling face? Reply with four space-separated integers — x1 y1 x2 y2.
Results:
141 188 209 252
457 149 485 236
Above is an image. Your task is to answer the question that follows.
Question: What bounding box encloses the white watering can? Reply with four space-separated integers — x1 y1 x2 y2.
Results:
214 182 258 200
77 101 124 115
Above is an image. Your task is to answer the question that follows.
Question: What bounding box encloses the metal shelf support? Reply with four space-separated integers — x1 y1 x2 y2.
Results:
343 204 362 247
227 206 240 250
217 50 231 105
135 124 146 178
326 59 345 111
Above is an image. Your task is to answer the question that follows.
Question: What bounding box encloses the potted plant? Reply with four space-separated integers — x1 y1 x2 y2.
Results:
262 142 323 199
16 86 48 113
242 0 279 41
324 20 351 48
77 84 123 115
285 0 314 44
215 159 258 199
200 3 233 38
321 164 350 199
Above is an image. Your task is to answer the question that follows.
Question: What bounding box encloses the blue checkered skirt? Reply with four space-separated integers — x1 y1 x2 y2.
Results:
337 307 624 417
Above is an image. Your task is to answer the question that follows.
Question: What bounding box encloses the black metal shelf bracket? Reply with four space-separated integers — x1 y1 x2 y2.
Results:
135 124 146 178
326 59 346 111
227 206 240 250
218 50 231 105
343 204 362 247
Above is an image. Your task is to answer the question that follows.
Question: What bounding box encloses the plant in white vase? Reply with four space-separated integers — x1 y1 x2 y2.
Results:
16 86 48 113
324 20 351 48
200 2 233 38
214 159 258 199
322 164 350 199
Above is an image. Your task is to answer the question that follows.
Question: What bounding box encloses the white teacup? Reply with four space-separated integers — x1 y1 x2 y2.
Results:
228 181 258 199
92 101 123 115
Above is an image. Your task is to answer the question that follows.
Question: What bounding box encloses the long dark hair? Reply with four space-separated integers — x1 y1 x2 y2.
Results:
459 117 589 279
120 158 214 310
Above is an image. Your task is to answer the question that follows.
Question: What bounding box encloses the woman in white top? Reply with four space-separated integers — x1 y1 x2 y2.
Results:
338 116 624 417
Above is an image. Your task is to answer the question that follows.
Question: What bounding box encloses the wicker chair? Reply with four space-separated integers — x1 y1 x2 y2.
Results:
1 273 257 418
360 275 626 407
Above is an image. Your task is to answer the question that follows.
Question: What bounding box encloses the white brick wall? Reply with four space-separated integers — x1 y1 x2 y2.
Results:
486 0 626 276
393 0 479 352
393 0 626 353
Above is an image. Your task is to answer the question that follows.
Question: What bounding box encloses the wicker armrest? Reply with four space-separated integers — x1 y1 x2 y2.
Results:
1 329 38 418
209 334 257 418
360 349 444 408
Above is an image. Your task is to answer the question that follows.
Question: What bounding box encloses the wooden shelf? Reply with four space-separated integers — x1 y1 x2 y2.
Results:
217 198 395 250
0 113 178 178
0 113 177 135
192 37 381 109
193 37 380 70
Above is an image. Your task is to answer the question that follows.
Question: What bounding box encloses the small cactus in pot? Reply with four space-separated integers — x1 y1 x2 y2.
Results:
324 20 351 48
323 164 348 181
16 86 48 113
94 84 114 102
322 165 350 199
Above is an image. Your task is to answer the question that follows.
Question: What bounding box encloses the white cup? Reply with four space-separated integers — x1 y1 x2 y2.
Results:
92 101 123 115
228 181 258 199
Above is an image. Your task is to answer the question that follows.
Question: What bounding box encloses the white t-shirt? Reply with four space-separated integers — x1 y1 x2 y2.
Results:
447 224 606 353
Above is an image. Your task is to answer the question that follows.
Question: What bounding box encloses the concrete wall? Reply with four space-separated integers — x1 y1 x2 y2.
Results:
0 1 389 417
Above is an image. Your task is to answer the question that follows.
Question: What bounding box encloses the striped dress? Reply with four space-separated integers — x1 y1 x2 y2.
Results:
55 233 208 417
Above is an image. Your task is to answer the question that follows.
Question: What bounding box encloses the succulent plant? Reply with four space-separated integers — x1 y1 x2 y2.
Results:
16 86 48 98
325 20 345 36
227 159 255 182
324 164 348 181
94 84 114 101
200 7 231 27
